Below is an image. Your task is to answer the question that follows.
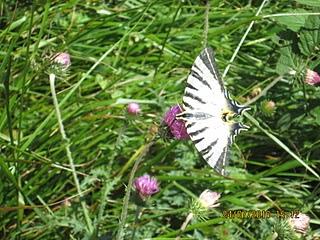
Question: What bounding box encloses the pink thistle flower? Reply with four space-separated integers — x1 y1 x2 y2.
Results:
188 189 221 223
198 189 220 209
163 105 189 140
127 102 141 115
53 52 71 70
289 213 310 235
134 174 159 199
305 69 320 86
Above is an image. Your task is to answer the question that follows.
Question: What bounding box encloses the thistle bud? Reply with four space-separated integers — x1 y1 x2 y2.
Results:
127 102 141 115
261 100 276 116
305 69 320 86
53 52 71 70
251 87 261 97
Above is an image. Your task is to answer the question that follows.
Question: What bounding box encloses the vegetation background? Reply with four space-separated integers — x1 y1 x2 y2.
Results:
0 0 320 239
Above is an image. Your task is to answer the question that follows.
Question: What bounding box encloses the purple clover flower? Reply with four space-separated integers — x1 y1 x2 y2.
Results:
127 102 141 115
305 69 320 86
134 174 159 199
163 105 189 140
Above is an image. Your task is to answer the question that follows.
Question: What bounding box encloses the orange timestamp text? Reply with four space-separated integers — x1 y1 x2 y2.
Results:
223 210 300 219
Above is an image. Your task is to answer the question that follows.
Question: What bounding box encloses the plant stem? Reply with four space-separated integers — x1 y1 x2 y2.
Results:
203 0 210 48
49 73 93 233
222 0 268 79
116 141 154 240
131 205 142 240
176 213 194 240
263 12 320 19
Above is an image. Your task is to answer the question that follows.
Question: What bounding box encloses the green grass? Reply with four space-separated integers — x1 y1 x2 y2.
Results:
1 0 320 239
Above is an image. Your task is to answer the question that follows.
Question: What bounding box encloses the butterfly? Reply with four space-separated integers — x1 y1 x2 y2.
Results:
176 47 249 175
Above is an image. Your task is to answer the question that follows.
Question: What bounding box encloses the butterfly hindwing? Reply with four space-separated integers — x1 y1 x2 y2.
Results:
186 117 231 175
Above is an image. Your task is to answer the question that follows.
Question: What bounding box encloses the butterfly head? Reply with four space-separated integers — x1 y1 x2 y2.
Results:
221 107 249 143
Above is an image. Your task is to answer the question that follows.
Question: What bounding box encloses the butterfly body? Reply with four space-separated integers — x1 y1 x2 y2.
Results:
177 47 249 175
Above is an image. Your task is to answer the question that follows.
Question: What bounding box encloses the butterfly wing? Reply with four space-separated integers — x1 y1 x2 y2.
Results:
186 117 231 175
179 47 233 175
182 48 227 115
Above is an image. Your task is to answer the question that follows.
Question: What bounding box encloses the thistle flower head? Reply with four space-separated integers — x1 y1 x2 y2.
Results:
289 213 310 235
161 105 189 140
127 102 141 115
189 189 221 221
53 52 71 70
198 189 221 209
305 69 320 86
134 174 159 199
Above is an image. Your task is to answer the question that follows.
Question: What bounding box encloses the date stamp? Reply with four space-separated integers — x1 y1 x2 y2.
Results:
223 210 300 219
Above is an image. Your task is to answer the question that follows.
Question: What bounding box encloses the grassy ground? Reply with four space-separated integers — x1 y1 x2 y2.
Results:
1 0 320 239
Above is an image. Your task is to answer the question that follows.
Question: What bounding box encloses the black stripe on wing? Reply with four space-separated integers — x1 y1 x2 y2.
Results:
198 47 224 92
193 137 204 145
184 91 206 104
186 82 198 91
193 63 204 74
182 101 194 110
186 122 196 128
200 139 217 156
188 126 208 138
180 111 213 121
214 139 231 176
190 69 212 90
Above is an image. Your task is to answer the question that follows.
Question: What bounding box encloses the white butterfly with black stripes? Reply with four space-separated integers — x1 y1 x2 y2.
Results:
176 47 249 175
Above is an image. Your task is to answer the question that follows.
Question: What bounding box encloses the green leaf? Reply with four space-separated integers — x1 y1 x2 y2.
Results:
111 90 124 98
276 46 299 75
275 9 308 32
311 106 320 125
295 0 320 7
95 74 108 90
298 16 320 56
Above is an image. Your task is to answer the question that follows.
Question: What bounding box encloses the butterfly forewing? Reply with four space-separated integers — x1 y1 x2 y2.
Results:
179 47 243 175
183 48 227 114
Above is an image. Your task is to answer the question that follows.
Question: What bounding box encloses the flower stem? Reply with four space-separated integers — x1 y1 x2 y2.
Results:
130 205 143 240
49 73 93 233
176 213 194 240
116 141 154 240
